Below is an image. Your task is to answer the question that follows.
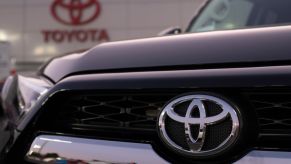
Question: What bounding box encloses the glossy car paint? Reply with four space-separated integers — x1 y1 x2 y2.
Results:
44 26 291 83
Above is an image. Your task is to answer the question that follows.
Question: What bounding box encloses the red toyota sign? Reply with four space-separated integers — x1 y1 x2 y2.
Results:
51 0 101 26
42 0 109 43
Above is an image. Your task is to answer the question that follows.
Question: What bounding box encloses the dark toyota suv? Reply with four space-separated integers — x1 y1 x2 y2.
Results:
2 0 291 164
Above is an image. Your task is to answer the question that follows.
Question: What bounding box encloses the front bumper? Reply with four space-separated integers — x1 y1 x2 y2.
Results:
26 135 167 164
26 135 291 164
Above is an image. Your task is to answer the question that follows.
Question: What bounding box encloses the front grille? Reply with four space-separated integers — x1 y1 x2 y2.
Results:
37 89 291 150
247 92 291 134
245 91 291 150
47 92 177 131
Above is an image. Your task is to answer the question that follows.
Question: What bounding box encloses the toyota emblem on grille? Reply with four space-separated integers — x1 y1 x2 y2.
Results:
158 94 240 156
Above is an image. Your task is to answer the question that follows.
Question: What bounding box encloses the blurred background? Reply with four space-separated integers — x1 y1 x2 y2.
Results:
0 0 206 76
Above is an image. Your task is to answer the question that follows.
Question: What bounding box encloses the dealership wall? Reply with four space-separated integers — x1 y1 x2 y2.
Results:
0 0 205 65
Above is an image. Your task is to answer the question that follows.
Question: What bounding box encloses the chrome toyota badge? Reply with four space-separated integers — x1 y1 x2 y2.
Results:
158 94 240 156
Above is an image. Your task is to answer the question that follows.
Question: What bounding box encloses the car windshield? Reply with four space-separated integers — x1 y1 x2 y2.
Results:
187 0 291 33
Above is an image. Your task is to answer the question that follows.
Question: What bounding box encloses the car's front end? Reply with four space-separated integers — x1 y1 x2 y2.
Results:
2 25 291 164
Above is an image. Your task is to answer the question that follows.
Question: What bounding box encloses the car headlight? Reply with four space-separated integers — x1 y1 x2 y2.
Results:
17 75 51 112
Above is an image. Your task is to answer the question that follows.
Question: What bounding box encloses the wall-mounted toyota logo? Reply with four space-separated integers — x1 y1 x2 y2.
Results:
51 0 101 26
158 94 240 157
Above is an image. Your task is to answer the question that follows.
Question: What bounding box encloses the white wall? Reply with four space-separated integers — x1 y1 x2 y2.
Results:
0 0 205 63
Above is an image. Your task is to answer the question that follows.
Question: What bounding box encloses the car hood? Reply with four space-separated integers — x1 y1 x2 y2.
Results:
43 25 291 83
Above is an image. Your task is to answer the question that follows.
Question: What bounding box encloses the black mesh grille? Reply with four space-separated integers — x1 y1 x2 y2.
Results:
202 117 232 150
244 91 291 150
247 92 291 134
202 101 232 150
165 117 190 150
51 93 176 131
204 101 223 117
